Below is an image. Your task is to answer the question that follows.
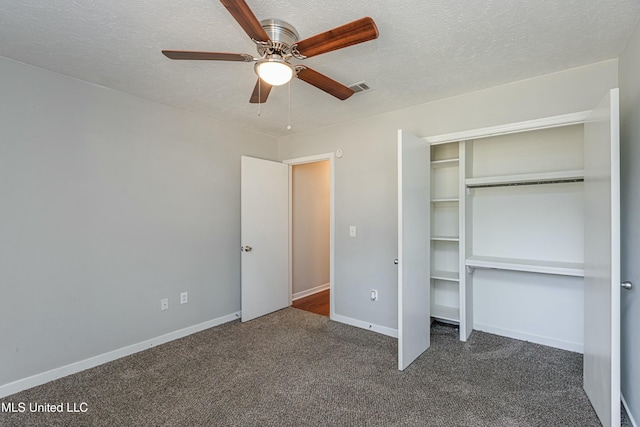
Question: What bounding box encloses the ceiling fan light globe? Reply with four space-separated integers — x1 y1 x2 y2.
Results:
255 60 294 86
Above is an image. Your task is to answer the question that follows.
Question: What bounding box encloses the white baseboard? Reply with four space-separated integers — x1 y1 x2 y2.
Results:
292 283 330 301
331 313 398 338
0 311 241 399
473 322 583 353
623 393 638 427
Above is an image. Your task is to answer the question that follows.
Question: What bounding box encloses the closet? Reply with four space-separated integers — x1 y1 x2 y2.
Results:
400 89 620 427
429 124 585 349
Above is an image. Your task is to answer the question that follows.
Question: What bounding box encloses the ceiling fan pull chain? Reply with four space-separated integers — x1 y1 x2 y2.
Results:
258 79 261 116
287 80 292 130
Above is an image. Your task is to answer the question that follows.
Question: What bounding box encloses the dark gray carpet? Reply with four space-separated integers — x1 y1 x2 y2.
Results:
0 308 624 426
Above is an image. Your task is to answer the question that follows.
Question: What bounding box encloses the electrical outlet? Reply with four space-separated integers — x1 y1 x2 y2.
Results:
370 289 378 301
180 292 188 304
160 298 169 311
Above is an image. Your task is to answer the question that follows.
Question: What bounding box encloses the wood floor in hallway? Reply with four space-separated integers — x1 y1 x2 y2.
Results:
292 289 330 317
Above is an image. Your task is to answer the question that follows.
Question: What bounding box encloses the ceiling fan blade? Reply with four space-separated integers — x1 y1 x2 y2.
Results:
296 67 354 100
249 79 272 103
294 17 378 58
219 0 270 42
162 50 254 62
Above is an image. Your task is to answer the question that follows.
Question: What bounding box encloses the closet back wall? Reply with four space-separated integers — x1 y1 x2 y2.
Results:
468 124 586 351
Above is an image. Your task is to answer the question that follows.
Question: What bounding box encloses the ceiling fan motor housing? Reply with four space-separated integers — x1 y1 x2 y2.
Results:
258 19 300 56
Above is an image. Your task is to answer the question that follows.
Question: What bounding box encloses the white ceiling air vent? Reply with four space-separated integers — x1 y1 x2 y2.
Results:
348 81 371 94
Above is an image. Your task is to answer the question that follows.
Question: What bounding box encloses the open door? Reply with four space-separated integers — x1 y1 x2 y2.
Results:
583 88 621 427
240 156 289 322
397 130 431 370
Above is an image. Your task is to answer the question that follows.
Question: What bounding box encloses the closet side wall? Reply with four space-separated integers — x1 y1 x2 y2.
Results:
619 16 640 425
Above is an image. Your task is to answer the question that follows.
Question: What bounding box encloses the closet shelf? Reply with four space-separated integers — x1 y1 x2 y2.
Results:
431 270 460 282
431 158 459 169
465 169 584 188
431 304 460 322
465 255 584 277
431 236 459 242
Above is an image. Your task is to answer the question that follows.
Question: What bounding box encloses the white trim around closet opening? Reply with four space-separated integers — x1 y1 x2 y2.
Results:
425 111 592 145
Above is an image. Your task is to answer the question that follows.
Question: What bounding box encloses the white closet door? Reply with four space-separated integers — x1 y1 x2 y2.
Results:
241 156 289 322
397 130 431 370
583 88 621 427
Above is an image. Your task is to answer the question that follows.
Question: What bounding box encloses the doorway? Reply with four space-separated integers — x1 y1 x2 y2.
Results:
283 154 335 319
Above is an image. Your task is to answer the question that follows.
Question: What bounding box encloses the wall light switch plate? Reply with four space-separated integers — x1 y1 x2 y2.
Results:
160 298 169 311
349 225 357 237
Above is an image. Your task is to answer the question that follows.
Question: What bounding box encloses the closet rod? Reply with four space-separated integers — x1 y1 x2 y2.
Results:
467 178 584 189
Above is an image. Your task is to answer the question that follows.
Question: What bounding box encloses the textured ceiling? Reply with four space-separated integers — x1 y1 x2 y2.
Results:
1 1 639 137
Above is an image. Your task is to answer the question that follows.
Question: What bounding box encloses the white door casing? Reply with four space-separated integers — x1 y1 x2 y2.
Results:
240 156 289 322
398 130 432 371
283 153 336 319
583 88 621 427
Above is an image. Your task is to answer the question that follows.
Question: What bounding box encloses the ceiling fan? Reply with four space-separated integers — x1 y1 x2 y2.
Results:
162 0 379 103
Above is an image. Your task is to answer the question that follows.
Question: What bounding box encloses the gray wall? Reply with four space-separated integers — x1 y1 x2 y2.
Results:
278 60 618 331
619 17 640 425
292 161 330 296
0 57 278 386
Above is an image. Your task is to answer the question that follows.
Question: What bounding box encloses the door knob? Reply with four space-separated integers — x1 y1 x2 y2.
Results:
394 259 398 265
241 245 252 252
622 281 633 290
